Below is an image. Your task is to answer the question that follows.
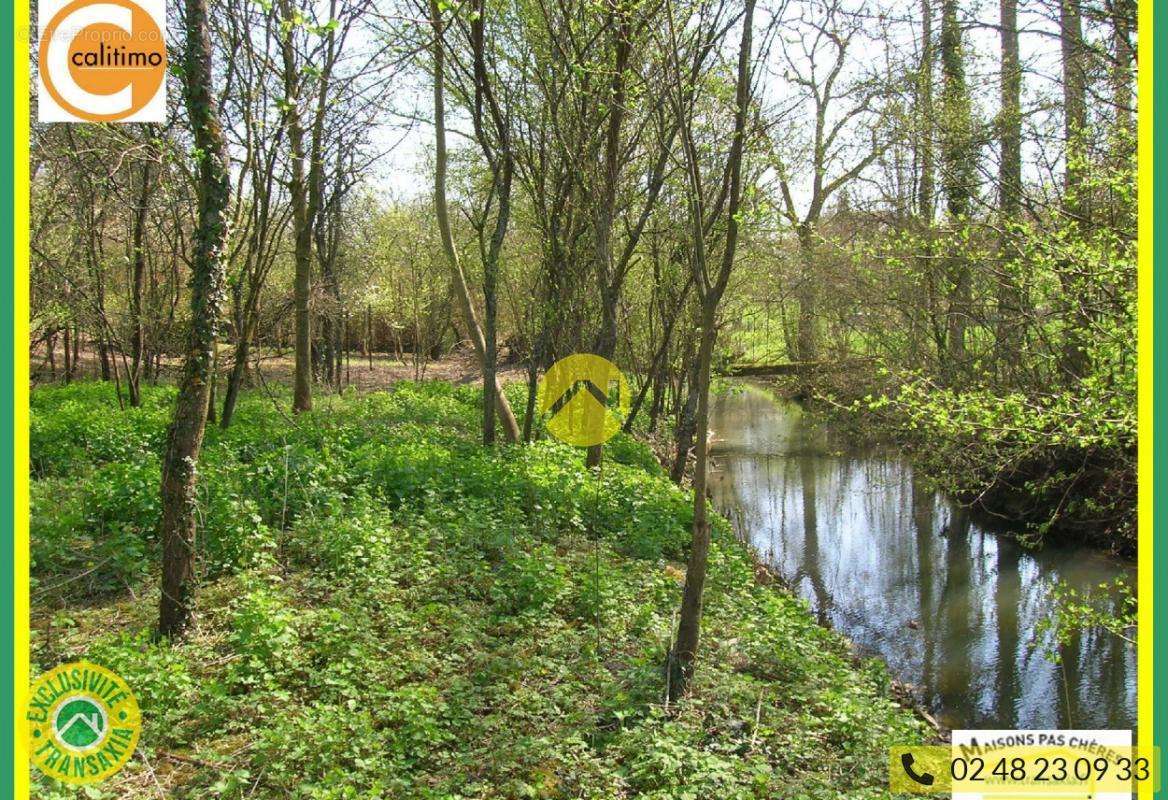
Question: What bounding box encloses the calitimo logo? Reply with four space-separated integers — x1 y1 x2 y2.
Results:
38 0 166 122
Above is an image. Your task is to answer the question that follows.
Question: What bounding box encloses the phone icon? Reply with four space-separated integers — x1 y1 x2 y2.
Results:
901 753 935 786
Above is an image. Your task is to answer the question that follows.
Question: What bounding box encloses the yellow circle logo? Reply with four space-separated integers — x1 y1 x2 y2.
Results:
27 661 141 785
538 354 630 447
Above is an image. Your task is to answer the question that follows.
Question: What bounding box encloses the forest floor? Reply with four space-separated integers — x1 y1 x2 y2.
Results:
30 379 926 799
30 347 529 393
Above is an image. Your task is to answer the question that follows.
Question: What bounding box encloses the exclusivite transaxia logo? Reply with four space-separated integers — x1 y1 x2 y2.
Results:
37 0 167 122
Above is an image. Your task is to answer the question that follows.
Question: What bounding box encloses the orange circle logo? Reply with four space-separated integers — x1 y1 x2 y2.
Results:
39 0 166 122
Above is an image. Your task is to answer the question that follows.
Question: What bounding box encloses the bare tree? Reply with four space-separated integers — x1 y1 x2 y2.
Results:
668 0 757 699
770 0 888 369
429 0 521 442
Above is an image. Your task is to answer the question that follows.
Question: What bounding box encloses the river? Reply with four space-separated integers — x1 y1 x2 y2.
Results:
707 381 1136 731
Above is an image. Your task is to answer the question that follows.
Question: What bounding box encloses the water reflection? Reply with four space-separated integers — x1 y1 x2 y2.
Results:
708 383 1136 730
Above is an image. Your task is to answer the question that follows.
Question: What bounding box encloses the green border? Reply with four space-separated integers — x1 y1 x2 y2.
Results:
1156 3 1164 774
2 0 14 791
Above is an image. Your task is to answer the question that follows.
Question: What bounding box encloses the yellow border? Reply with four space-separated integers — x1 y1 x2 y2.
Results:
1137 0 1153 796
15 0 31 794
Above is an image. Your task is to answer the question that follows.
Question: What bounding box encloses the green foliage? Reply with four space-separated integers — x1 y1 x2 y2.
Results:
857 359 1135 548
1035 577 1137 661
31 381 925 799
719 82 1136 552
30 383 173 477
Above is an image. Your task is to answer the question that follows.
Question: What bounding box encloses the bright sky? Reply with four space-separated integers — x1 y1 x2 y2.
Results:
363 0 1089 208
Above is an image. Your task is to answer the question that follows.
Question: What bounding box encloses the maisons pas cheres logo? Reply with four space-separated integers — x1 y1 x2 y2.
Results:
26 661 142 785
37 0 167 122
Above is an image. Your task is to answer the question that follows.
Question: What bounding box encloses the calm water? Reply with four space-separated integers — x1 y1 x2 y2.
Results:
708 382 1137 731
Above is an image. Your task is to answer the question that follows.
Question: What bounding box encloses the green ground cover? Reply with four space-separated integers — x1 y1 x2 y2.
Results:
30 381 925 799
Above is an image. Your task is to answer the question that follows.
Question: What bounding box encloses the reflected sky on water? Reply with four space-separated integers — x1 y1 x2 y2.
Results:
708 383 1136 731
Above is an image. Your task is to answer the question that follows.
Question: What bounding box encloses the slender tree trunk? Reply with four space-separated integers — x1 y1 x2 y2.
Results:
483 310 498 445
1058 0 1091 379
996 0 1023 375
366 303 373 370
1110 0 1134 154
97 333 111 381
1109 0 1134 234
281 0 312 413
62 322 72 384
584 12 632 469
159 0 231 638
939 0 973 377
795 224 819 368
129 160 152 407
322 317 335 387
917 0 942 368
469 0 515 447
647 366 666 432
220 319 252 429
71 323 80 379
47 333 57 379
669 353 700 483
1061 0 1087 218
522 311 549 443
669 305 717 691
219 278 253 428
430 0 520 442
670 0 754 699
918 0 934 220
90 230 111 382
624 283 689 433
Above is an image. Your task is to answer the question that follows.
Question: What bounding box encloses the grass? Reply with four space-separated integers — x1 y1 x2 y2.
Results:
30 380 926 799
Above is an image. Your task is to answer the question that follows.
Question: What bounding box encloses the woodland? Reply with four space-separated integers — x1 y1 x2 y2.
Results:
28 0 1136 795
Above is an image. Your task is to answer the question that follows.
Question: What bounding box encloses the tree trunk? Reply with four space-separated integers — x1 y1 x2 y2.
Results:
220 320 252 429
366 303 373 370
669 353 700 484
430 0 520 443
97 338 111 381
129 160 152 407
220 279 247 427
62 322 72 384
669 305 717 694
1109 0 1134 231
71 323 80 379
281 0 313 414
46 332 56 379
1061 0 1087 219
647 367 665 432
939 0 973 377
158 0 231 638
996 0 1023 374
1110 0 1134 154
584 11 632 469
795 224 819 367
1058 0 1091 379
918 0 934 221
669 0 754 699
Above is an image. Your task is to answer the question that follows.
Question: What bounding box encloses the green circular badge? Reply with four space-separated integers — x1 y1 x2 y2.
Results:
27 661 141 785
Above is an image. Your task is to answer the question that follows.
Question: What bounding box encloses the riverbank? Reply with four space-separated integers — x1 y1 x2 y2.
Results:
707 382 1137 731
745 373 1136 556
31 381 926 799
